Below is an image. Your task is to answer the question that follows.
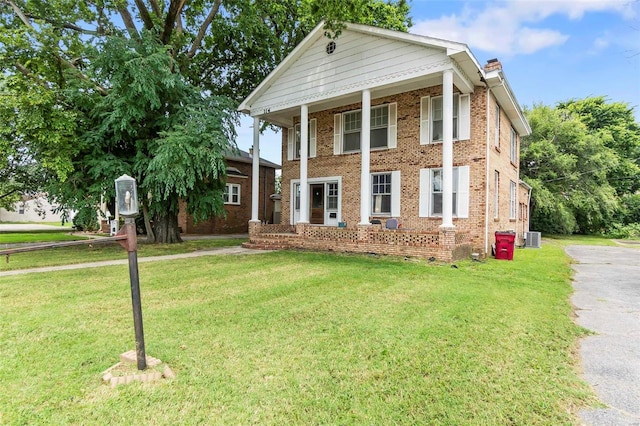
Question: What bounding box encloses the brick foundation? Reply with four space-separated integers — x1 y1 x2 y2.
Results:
246 222 473 262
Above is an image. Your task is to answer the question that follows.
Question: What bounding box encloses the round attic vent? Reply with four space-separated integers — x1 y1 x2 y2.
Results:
326 41 336 54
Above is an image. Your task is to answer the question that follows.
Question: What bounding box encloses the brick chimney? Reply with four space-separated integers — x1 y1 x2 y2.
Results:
484 58 502 72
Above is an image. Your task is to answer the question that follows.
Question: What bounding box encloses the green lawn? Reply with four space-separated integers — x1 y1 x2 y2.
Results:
0 243 598 425
0 238 247 271
0 231 87 244
543 234 621 247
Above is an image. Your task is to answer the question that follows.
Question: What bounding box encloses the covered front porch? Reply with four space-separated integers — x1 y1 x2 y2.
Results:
244 222 473 262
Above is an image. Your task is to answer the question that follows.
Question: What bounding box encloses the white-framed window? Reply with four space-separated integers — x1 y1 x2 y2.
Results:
431 95 459 142
510 127 517 164
223 183 241 205
334 104 397 154
327 182 338 210
419 166 470 218
509 180 517 219
343 105 389 152
288 119 316 160
294 123 307 160
18 202 25 214
372 173 392 215
370 106 389 149
343 110 362 152
420 94 470 144
494 171 500 219
494 105 500 148
430 168 457 216
294 183 300 210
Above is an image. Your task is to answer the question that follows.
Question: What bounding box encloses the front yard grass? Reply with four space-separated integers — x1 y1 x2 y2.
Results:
0 238 247 271
0 231 87 244
0 244 596 424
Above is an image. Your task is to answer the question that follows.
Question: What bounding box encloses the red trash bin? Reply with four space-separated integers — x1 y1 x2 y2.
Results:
495 231 516 260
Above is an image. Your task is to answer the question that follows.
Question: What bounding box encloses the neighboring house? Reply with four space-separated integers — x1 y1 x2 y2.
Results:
238 22 531 261
177 149 280 234
0 194 75 223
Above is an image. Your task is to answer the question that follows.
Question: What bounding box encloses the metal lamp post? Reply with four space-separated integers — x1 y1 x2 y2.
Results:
115 174 147 371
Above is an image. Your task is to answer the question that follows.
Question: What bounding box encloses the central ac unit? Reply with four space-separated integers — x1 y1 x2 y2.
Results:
525 231 541 248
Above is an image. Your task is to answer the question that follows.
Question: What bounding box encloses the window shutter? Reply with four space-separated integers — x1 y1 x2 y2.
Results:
309 118 317 158
459 94 470 140
457 165 470 218
419 168 430 217
333 114 342 155
420 96 430 145
287 127 295 161
388 103 397 149
391 170 401 217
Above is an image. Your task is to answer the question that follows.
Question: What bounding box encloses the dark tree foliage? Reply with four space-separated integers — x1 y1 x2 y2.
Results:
521 97 640 235
0 0 411 242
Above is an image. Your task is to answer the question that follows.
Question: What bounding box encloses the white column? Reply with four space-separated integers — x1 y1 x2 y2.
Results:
441 69 455 228
298 104 310 223
359 89 371 225
251 116 260 222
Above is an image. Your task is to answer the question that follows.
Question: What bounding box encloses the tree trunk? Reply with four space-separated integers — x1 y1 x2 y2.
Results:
141 200 155 242
152 210 182 243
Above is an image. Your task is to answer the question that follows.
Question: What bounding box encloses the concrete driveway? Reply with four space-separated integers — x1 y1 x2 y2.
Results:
566 245 640 426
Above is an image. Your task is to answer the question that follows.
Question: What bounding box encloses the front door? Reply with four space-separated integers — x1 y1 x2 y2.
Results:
310 184 324 224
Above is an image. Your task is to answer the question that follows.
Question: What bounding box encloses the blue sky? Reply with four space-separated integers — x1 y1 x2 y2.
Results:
237 0 640 165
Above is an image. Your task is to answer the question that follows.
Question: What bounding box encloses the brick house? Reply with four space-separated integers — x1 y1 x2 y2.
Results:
238 22 531 260
177 149 279 234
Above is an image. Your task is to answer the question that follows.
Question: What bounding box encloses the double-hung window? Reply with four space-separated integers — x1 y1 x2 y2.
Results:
510 127 517 164
370 106 389 148
372 173 392 215
509 180 517 219
431 95 459 142
420 94 469 144
494 105 501 148
327 183 338 210
294 123 309 160
224 183 241 205
342 105 390 152
494 171 500 219
419 166 470 218
343 111 362 152
288 119 316 160
429 168 458 216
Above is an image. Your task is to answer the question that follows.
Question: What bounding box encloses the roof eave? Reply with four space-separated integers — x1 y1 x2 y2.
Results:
485 70 531 136
238 21 328 115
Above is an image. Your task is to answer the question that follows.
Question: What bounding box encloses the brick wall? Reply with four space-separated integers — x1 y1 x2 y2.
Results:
279 85 523 255
486 91 523 249
178 159 277 234
247 222 473 262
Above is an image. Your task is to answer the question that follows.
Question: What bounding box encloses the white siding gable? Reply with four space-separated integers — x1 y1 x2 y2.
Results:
251 30 449 114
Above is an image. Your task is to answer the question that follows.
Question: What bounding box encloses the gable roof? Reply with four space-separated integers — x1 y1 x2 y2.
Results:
239 21 529 136
225 149 280 169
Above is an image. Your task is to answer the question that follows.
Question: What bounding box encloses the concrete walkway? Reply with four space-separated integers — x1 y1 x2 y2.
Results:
566 245 640 426
0 223 71 232
0 246 270 277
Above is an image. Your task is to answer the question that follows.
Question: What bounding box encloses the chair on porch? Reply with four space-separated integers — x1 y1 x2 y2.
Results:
385 218 399 229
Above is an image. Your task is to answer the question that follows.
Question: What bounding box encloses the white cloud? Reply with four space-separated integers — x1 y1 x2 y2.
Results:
516 27 570 54
410 0 638 56
591 36 610 53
